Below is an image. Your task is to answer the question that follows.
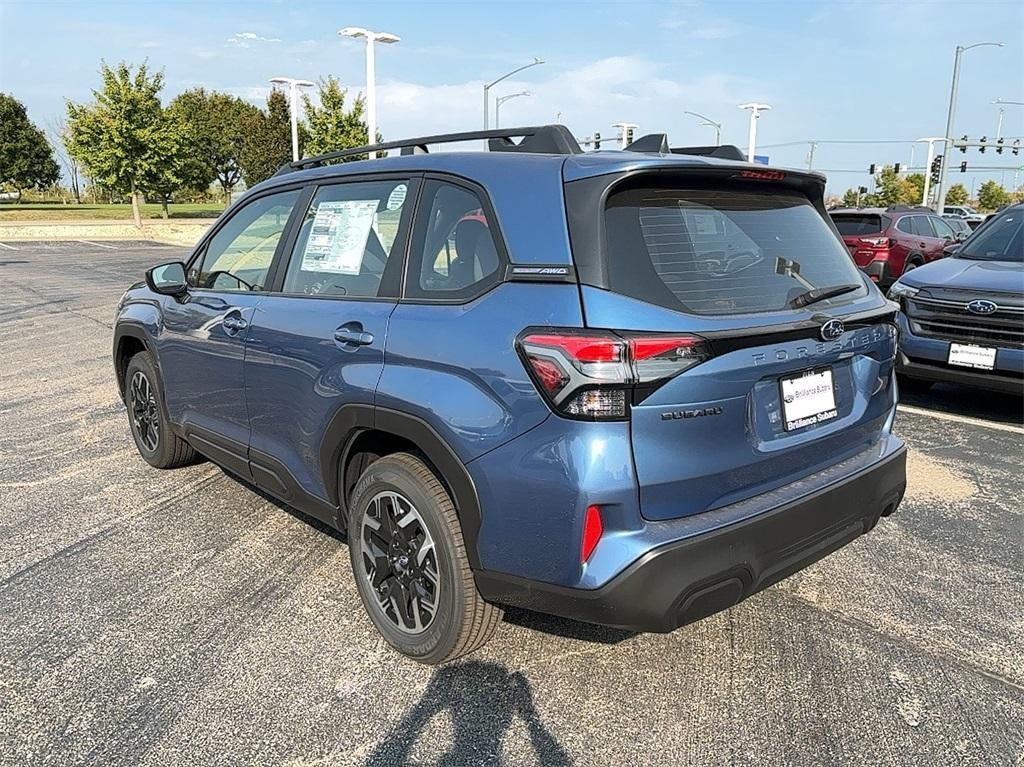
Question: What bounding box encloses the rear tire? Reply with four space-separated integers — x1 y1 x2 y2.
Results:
124 352 197 468
347 452 502 664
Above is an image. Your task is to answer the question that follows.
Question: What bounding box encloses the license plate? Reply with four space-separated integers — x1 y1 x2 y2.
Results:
948 343 996 370
780 368 838 431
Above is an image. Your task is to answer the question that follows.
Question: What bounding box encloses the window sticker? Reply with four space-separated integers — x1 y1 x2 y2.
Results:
301 200 379 274
386 183 408 211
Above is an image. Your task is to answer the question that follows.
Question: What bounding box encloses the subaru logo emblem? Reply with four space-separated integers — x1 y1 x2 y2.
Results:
966 299 998 315
819 319 845 341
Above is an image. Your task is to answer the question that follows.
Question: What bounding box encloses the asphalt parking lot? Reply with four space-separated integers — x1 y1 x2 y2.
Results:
1 239 1022 767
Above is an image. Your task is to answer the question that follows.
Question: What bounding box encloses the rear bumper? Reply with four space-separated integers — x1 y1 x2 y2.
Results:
861 258 894 287
475 441 906 632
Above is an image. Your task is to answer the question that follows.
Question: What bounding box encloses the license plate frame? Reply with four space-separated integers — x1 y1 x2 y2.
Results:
947 343 997 371
779 367 839 432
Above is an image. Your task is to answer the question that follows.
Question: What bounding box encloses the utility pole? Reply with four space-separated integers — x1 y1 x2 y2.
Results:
993 99 1024 140
268 77 315 162
807 140 818 170
683 111 722 145
738 103 772 161
935 42 1004 212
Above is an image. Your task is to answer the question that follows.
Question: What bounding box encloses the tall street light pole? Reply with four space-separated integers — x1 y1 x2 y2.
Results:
483 58 543 131
934 41 1003 212
269 77 315 162
993 99 1024 139
738 103 771 161
916 137 945 206
339 27 401 148
494 91 530 128
683 110 721 145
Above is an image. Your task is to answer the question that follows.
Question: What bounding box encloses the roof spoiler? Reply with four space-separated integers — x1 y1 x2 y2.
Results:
621 134 748 162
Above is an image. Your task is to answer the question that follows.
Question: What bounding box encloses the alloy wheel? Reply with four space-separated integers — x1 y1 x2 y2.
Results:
359 491 440 634
129 370 160 452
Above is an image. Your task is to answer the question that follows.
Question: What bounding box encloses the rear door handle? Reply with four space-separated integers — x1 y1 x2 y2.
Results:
334 327 374 347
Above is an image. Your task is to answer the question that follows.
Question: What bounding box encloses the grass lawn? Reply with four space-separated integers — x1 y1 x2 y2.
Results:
0 202 225 221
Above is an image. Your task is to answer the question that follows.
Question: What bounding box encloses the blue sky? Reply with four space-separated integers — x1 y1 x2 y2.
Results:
1 0 1022 194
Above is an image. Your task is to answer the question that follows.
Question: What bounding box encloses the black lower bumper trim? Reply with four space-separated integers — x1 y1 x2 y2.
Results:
898 353 1024 395
475 445 907 633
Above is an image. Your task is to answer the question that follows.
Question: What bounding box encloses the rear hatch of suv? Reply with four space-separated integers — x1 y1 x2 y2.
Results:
830 211 892 269
562 165 897 521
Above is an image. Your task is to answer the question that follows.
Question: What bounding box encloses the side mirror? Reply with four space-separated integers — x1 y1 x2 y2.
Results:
942 244 960 257
146 261 188 295
955 231 969 242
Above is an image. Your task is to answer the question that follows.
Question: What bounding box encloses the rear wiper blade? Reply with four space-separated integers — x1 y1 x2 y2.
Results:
789 283 861 309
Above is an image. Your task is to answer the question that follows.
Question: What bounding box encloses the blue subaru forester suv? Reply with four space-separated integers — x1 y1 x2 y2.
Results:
114 126 906 663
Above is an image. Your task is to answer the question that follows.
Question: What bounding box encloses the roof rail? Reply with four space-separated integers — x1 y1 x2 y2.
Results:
276 125 582 175
886 204 932 212
670 144 747 162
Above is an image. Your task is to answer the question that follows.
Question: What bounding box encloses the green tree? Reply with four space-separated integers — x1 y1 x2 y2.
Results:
841 187 863 207
303 76 378 161
904 173 925 206
0 93 61 193
67 62 172 226
238 88 294 186
977 180 1010 211
167 88 259 202
872 165 916 207
139 110 190 218
945 183 969 206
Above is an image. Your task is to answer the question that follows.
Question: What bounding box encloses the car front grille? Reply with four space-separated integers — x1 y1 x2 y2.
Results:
906 293 1024 348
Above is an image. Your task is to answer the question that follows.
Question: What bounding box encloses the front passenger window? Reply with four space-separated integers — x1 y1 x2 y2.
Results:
194 190 299 291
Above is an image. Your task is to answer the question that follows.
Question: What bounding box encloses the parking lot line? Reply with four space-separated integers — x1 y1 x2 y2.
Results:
0 242 18 251
77 239 117 250
898 404 1024 434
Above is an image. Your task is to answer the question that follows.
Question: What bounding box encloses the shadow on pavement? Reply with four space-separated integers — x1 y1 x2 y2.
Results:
900 381 1023 425
365 660 573 767
501 606 636 645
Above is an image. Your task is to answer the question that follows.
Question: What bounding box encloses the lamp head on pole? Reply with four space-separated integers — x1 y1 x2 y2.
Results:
339 27 400 44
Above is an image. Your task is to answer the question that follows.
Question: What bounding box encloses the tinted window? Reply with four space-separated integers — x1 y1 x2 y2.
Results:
912 216 935 237
895 216 914 234
604 185 866 315
282 179 409 298
959 208 1024 261
195 190 299 291
406 180 503 300
930 216 955 239
831 214 884 235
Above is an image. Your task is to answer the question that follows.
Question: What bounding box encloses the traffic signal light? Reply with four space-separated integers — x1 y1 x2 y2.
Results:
594 132 601 150
959 135 968 153
930 154 943 185
893 163 901 174
858 186 868 194
1014 139 1021 156
960 161 968 173
868 163 876 175
625 127 635 145
979 136 987 153
997 138 1004 154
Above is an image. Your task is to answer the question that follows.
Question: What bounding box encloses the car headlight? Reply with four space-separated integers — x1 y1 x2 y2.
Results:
887 282 918 301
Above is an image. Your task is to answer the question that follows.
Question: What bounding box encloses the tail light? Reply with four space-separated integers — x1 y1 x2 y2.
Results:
860 237 889 248
517 329 709 420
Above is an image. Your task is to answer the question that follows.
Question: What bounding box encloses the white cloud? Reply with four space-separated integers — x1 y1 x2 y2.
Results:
226 31 282 48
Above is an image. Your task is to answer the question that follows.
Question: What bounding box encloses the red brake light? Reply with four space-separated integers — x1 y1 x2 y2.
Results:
522 334 622 363
581 505 603 563
733 169 785 181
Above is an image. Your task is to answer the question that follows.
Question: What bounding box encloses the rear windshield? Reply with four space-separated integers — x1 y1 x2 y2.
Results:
604 185 867 315
831 214 887 235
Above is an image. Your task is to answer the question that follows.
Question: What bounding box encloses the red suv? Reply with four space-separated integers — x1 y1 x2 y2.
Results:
829 206 957 287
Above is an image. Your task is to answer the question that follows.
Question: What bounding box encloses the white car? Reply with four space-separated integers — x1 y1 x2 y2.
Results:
943 205 986 227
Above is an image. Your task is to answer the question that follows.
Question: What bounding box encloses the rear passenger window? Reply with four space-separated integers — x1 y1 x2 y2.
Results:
405 180 503 300
282 179 409 298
